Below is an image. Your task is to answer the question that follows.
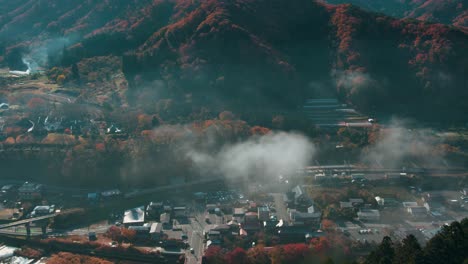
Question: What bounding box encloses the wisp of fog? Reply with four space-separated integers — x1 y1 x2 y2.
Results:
186 131 316 180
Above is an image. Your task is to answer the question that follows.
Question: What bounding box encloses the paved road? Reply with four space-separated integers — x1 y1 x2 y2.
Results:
272 193 289 225
186 205 210 264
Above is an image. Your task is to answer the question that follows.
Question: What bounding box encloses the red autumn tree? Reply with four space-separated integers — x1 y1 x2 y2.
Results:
282 243 311 263
204 246 224 264
225 247 248 264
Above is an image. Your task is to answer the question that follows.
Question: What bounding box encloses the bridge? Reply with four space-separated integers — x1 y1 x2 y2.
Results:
0 214 56 230
0 214 56 237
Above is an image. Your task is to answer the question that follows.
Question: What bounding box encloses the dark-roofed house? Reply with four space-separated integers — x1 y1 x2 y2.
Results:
18 182 44 200
0 185 17 198
101 189 122 199
123 206 145 227
277 226 317 244
173 207 186 218
349 198 364 207
242 212 261 232
292 185 309 204
258 206 269 221
233 208 246 224
129 224 151 239
357 208 380 221
289 209 321 227
340 202 353 209
375 196 399 208
146 202 163 220
407 206 428 218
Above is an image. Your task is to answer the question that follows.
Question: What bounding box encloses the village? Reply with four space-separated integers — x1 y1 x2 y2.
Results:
0 165 466 263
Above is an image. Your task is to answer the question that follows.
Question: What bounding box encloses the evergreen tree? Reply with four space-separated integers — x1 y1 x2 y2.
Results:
423 221 467 264
365 236 394 264
393 235 422 264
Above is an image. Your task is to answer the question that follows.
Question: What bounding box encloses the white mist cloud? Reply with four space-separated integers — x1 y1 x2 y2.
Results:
333 70 375 92
361 118 442 168
187 131 316 180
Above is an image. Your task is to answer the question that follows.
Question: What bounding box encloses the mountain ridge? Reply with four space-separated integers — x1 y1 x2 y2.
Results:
1 0 467 121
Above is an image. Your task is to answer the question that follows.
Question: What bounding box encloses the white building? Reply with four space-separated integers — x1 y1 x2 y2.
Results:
123 206 145 227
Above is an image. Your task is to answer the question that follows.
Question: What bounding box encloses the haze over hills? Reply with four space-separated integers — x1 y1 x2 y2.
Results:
323 0 468 31
0 0 467 121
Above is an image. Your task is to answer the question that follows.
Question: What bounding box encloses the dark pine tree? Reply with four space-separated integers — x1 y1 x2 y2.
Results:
393 234 422 264
365 236 395 264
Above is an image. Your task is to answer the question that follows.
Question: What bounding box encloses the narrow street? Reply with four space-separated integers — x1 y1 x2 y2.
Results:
272 193 289 225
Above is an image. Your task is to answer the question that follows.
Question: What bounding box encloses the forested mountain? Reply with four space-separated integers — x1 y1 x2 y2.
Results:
324 0 468 32
1 0 467 120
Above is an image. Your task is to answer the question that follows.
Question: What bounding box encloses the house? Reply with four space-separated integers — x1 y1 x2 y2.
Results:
87 193 99 203
150 222 163 240
349 198 364 207
206 204 217 213
291 185 312 206
375 197 399 207
173 207 186 218
101 189 122 200
315 174 326 181
123 206 145 227
233 208 246 223
307 205 316 213
277 226 313 244
129 224 151 239
160 213 171 226
340 202 353 209
239 228 248 236
289 209 321 227
0 185 17 198
243 212 261 232
340 198 364 209
351 174 365 180
0 103 9 110
212 224 231 233
357 208 380 221
407 206 428 218
461 188 468 197
31 205 55 217
146 202 164 220
258 206 269 221
423 201 445 213
163 205 172 213
207 230 221 240
18 182 44 200
88 232 97 241
402 202 418 208
385 173 401 181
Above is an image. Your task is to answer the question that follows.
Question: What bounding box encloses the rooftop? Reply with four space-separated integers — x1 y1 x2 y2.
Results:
358 208 380 217
18 182 43 192
234 208 246 215
123 206 145 225
150 222 163 233
1 185 15 191
403 202 419 208
101 189 121 197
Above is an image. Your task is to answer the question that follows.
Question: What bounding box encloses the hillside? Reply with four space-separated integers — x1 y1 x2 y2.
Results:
324 0 468 31
0 0 467 121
